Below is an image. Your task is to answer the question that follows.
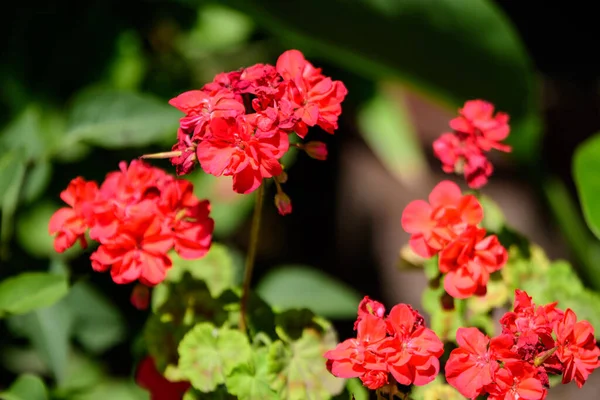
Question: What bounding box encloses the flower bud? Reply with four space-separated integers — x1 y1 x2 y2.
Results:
131 284 150 310
304 141 328 161
274 192 292 216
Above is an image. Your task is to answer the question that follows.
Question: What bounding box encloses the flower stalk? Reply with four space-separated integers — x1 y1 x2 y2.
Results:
239 183 265 333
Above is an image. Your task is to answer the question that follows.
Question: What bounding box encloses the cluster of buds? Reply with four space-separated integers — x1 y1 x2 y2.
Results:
49 160 214 288
324 297 443 390
433 100 511 188
446 290 600 399
152 49 347 215
401 180 507 299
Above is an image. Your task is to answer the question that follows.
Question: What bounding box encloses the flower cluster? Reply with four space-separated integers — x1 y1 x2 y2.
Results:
136 356 190 400
433 100 511 188
446 290 600 399
401 180 507 299
48 160 214 286
324 296 443 390
167 49 347 213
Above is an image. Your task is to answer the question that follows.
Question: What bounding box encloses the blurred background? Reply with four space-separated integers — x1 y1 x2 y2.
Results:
2 0 600 398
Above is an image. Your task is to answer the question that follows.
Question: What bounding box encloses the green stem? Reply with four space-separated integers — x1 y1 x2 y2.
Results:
239 183 265 333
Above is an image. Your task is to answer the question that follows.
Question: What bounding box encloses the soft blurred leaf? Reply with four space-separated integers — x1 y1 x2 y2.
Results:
0 106 45 160
256 265 361 319
411 376 463 400
180 5 254 55
268 314 344 399
7 300 72 382
16 202 61 259
65 89 180 148
166 244 235 296
0 151 23 201
357 87 427 187
478 194 506 234
225 348 278 400
0 374 48 400
68 282 126 353
574 134 600 239
178 322 252 392
0 272 69 317
20 161 52 204
108 31 147 91
217 0 541 159
342 379 368 400
68 380 148 400
189 172 254 237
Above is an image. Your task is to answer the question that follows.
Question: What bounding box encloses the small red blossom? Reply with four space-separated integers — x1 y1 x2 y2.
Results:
433 100 510 188
131 284 150 310
325 297 442 390
167 49 347 202
274 192 292 216
196 116 289 194
401 180 483 258
48 177 98 252
446 290 600 398
136 356 190 400
49 161 214 286
556 309 600 388
439 226 507 299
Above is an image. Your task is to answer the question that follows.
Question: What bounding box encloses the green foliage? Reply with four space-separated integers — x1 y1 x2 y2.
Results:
64 89 181 149
216 0 541 159
178 322 252 392
478 194 506 234
0 272 69 318
256 265 362 319
267 310 345 399
574 133 600 240
0 374 48 400
356 87 426 186
225 348 278 400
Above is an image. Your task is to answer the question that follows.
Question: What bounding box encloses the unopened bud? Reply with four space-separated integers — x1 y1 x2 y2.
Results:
274 192 292 216
304 141 328 161
275 171 288 184
131 284 150 310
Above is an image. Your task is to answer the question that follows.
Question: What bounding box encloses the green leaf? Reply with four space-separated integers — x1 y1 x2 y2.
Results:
0 374 48 400
478 194 506 233
256 265 361 319
177 322 252 392
267 315 344 400
0 106 45 160
574 133 600 240
65 89 180 148
68 282 126 353
16 202 63 259
217 0 540 159
343 378 369 400
166 244 235 297
225 348 278 400
20 161 52 204
357 87 426 187
145 278 230 375
0 272 69 317
7 300 72 382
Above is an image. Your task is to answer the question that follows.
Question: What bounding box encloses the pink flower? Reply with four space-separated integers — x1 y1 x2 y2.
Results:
439 226 507 299
276 49 347 137
401 180 483 258
450 100 511 152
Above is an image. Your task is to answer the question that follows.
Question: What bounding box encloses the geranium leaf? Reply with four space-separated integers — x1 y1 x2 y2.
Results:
0 272 69 318
225 348 278 400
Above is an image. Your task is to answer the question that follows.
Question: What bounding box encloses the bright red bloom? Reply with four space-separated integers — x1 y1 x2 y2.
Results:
276 49 348 137
450 100 511 153
556 309 600 388
433 100 510 188
325 298 442 390
136 356 190 400
381 304 444 386
401 180 483 258
169 89 245 140
196 116 289 194
48 177 98 252
50 161 214 286
487 360 547 400
439 226 507 299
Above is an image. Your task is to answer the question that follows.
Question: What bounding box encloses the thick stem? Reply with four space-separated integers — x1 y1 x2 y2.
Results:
239 183 265 333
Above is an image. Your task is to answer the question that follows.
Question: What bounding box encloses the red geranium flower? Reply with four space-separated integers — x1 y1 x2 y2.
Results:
136 356 190 400
401 180 483 258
